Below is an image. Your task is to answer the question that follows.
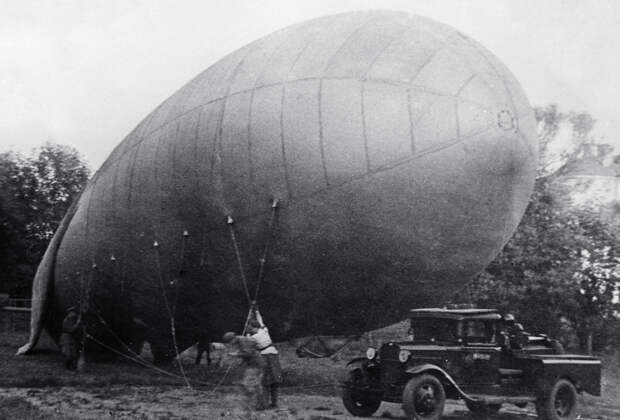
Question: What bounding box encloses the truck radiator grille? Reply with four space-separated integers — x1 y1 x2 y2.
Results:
380 344 403 386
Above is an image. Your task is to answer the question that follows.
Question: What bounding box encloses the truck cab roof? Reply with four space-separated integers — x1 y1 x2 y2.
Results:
409 308 502 321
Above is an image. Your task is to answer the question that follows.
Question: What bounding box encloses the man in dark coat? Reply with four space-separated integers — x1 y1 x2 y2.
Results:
59 308 82 370
194 333 210 365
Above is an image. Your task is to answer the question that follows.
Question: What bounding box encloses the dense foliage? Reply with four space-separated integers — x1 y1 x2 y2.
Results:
0 143 90 297
466 179 620 352
462 106 620 353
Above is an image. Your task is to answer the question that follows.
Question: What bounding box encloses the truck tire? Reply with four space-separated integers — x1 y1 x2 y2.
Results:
536 378 578 420
402 374 446 420
341 368 381 417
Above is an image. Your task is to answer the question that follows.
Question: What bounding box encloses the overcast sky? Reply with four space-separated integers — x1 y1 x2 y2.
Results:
1 0 619 171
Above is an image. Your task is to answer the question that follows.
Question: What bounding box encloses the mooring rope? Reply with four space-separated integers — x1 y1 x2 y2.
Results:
297 334 361 359
227 216 251 305
76 263 97 369
84 332 214 386
77 200 291 393
153 241 192 389
91 306 237 393
88 305 342 394
88 305 230 388
252 198 279 303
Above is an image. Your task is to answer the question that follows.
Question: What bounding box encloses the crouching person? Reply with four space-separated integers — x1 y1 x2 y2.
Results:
222 331 267 413
59 308 82 371
248 305 282 409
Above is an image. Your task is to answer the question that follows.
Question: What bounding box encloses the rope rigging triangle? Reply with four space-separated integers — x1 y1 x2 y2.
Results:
227 198 280 325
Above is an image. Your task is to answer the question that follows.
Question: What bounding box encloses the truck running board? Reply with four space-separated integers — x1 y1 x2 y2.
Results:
468 395 537 405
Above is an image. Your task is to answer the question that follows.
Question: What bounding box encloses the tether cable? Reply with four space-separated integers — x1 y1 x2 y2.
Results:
153 241 192 389
77 263 96 370
229 199 280 334
227 216 251 305
88 310 212 387
297 334 360 359
87 308 339 392
84 332 212 386
85 333 339 392
252 198 279 303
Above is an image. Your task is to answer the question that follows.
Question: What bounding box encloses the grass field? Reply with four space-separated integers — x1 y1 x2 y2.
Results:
1 323 619 419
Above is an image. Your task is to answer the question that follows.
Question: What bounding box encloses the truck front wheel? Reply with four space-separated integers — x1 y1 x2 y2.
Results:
536 378 578 420
341 368 381 417
402 374 446 420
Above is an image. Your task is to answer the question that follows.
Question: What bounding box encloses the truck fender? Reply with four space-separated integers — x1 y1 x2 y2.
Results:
341 358 377 388
405 364 476 403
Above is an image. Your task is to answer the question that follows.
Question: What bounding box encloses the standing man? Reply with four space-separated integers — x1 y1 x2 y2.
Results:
222 330 267 412
502 313 526 349
503 314 524 335
195 333 211 365
248 304 282 409
59 308 82 370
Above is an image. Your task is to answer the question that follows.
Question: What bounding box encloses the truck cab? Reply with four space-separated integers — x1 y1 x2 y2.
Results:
341 307 601 420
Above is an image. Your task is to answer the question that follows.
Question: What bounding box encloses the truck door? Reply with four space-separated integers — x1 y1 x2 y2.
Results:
460 320 501 385
461 346 501 385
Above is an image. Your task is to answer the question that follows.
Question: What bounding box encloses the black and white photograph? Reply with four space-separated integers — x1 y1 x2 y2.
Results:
1 1 618 419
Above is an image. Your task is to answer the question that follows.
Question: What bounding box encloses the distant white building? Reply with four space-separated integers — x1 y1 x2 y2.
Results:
553 144 620 225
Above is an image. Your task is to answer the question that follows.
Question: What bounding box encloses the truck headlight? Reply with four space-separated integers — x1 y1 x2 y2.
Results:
366 347 377 360
398 350 410 363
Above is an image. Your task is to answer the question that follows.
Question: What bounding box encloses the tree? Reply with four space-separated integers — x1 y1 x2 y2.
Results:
467 180 620 352
463 105 620 353
535 104 565 176
534 105 608 178
466 179 579 335
0 143 90 296
0 152 30 296
566 211 620 353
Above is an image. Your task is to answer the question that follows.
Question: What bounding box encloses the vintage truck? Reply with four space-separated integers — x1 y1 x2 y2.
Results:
341 307 601 420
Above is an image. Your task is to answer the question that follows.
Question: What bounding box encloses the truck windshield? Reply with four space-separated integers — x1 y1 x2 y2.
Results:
410 318 457 343
456 320 497 344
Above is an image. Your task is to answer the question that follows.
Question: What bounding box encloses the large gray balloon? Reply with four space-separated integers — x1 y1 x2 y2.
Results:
20 11 537 359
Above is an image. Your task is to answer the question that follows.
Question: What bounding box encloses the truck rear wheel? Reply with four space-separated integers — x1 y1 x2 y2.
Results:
402 374 446 420
536 378 578 420
342 368 381 417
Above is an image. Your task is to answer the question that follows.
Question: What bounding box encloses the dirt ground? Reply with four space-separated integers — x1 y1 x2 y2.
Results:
1 329 619 419
0 384 611 420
